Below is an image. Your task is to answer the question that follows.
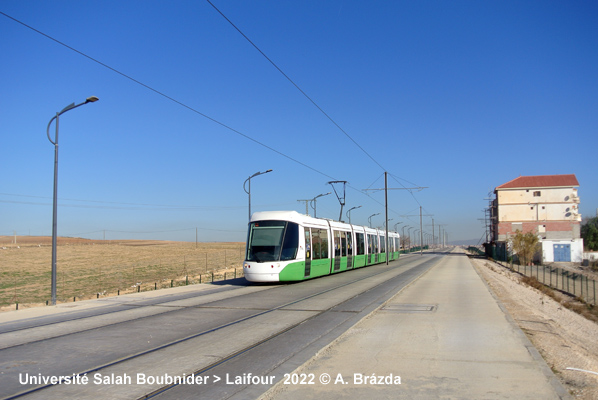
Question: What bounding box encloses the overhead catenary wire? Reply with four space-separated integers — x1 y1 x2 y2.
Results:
1 10 436 230
206 0 387 173
204 1 439 225
0 11 334 183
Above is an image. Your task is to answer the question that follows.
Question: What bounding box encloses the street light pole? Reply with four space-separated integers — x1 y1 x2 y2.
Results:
47 96 99 306
310 192 331 218
368 213 380 228
243 169 272 222
346 205 362 224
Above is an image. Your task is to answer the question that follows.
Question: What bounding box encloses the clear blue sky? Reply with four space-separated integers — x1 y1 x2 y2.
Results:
1 1 597 244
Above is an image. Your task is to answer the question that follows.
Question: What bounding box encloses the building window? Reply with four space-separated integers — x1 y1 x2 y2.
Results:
533 191 541 197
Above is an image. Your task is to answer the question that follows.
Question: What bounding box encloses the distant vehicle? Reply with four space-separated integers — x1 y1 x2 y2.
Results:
244 210 400 282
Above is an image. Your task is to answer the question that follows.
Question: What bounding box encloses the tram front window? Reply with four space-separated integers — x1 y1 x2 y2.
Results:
246 221 299 262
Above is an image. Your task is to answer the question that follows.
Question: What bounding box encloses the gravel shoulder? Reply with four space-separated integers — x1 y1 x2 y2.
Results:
471 256 598 399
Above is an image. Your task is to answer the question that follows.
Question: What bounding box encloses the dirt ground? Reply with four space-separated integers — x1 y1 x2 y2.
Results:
471 256 598 399
0 236 245 311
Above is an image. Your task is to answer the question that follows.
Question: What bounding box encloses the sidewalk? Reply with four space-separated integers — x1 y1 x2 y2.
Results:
264 250 571 399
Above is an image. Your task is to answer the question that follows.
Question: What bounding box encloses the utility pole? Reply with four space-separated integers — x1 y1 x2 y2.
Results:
297 199 310 215
420 206 423 256
363 179 428 260
385 172 389 264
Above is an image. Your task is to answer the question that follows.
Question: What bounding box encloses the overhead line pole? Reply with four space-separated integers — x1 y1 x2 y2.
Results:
385 172 389 265
297 199 310 215
420 206 423 256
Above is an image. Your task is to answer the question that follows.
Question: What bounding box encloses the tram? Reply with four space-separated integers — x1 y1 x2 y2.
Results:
243 211 400 282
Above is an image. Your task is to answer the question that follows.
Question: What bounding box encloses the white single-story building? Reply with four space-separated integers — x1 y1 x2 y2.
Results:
541 239 584 263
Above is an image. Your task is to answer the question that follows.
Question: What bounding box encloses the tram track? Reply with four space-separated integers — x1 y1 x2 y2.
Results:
0 285 252 336
2 252 443 400
0 285 273 351
149 253 445 400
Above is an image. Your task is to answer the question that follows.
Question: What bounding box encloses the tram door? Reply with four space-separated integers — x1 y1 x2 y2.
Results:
333 230 342 272
304 228 311 277
347 231 353 269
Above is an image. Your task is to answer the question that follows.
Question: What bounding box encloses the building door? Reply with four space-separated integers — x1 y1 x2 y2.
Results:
553 244 571 262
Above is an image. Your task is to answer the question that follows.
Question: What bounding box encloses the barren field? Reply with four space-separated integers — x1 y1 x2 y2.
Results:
0 236 245 311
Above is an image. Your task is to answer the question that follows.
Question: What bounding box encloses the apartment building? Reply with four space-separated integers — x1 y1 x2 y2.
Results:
492 174 583 263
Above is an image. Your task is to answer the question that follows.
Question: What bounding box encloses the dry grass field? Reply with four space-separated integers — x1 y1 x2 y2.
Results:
0 236 246 311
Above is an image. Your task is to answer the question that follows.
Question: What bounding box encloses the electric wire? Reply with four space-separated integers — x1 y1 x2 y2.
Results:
0 11 439 235
204 1 439 226
205 0 387 173
0 11 334 182
0 193 294 211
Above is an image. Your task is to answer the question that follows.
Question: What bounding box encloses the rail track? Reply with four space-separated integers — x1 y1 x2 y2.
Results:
1 251 447 400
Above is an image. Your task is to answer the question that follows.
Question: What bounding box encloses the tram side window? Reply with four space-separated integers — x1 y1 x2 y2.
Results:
356 233 365 255
374 235 379 253
347 232 353 256
341 232 347 257
280 222 299 260
380 236 386 253
334 230 341 258
312 228 329 260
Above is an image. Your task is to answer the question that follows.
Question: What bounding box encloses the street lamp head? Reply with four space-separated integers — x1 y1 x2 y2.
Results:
85 96 99 103
265 169 273 173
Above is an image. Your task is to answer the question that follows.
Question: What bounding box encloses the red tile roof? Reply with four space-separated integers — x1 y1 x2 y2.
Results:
496 174 579 190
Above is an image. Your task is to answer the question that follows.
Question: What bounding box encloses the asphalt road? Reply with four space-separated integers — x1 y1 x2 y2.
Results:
0 251 443 400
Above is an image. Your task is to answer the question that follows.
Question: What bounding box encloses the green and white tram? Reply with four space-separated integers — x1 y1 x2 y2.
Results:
243 211 400 282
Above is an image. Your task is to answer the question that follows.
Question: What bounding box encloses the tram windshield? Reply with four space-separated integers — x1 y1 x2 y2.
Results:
246 221 299 262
